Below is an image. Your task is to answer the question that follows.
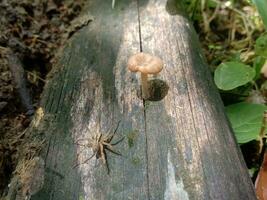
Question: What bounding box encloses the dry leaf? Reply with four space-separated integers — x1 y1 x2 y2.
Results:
256 151 267 200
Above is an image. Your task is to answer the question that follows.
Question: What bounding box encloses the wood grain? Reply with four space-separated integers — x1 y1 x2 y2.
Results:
24 0 257 199
139 0 256 199
32 1 149 199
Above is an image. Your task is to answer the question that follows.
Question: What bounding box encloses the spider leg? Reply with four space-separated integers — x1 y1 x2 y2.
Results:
97 133 103 143
102 142 122 156
113 120 121 134
103 149 110 174
105 146 122 156
73 152 96 168
74 144 91 165
106 120 121 143
111 136 125 146
99 143 105 164
106 126 114 139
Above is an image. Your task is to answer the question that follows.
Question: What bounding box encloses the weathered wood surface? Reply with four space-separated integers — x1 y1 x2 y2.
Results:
26 0 257 199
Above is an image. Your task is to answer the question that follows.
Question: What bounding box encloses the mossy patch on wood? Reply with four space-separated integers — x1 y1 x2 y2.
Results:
127 130 139 148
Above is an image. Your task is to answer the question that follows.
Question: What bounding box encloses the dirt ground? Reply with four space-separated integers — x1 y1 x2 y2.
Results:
0 0 86 196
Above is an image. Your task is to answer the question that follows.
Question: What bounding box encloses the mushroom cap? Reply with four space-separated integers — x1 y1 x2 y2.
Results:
127 52 163 74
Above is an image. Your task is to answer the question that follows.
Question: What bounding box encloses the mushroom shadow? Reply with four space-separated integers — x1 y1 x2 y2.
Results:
138 78 169 101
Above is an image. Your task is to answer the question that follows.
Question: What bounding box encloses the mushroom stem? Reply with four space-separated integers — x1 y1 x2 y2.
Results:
141 73 149 100
127 52 163 100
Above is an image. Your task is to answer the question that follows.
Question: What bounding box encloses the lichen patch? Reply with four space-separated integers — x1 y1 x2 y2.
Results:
164 151 189 200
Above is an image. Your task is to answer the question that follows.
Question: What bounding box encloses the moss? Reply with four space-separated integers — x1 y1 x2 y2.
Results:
127 130 139 148
131 157 141 166
79 195 85 200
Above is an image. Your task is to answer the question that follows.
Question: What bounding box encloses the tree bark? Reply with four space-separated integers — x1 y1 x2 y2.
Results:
8 0 257 199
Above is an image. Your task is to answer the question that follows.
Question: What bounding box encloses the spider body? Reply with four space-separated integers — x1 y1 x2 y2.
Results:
74 121 123 174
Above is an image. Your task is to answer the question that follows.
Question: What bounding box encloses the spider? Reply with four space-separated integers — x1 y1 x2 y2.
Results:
74 121 124 174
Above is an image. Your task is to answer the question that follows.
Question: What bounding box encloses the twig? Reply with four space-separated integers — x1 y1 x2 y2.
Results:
211 0 253 37
25 70 46 83
207 2 220 25
201 0 210 33
230 13 237 42
0 46 9 51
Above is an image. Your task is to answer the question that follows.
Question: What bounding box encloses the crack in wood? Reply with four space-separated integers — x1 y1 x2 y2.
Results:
143 99 151 200
137 1 152 199
137 0 143 52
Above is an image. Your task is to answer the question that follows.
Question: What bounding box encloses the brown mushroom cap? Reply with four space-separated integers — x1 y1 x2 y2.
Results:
127 52 163 74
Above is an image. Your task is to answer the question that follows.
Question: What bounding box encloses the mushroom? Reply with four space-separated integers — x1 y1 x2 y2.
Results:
127 52 163 99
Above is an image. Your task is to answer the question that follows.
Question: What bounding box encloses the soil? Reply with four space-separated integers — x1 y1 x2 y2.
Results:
0 0 86 197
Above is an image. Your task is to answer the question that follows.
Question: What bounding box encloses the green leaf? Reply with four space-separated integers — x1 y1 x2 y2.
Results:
255 33 267 58
253 56 265 79
207 0 217 8
252 0 267 29
226 102 267 144
214 62 256 90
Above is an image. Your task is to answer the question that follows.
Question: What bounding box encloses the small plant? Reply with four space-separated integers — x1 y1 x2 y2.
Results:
213 32 267 144
183 0 267 175
252 0 267 29
226 102 267 144
214 62 256 91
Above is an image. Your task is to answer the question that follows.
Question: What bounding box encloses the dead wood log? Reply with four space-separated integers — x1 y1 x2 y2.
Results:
7 0 257 199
